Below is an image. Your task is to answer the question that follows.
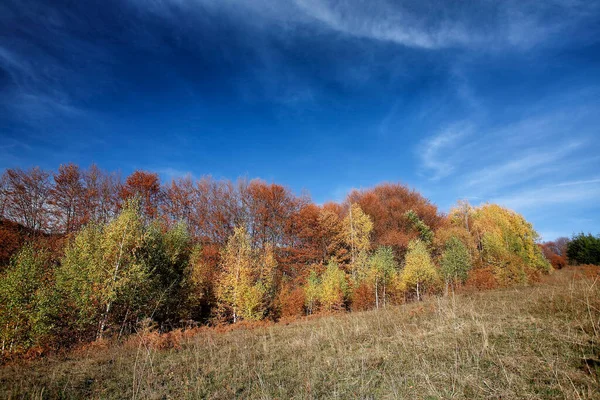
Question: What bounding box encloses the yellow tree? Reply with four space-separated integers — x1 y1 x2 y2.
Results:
343 203 373 278
399 240 440 301
216 226 253 322
319 259 348 311
216 227 273 322
469 204 550 285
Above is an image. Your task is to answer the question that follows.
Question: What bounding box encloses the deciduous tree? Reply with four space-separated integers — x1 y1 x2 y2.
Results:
440 236 471 293
120 170 162 221
49 163 86 234
3 167 51 233
344 203 373 278
0 245 55 353
368 246 397 308
398 240 439 301
319 259 348 311
347 183 443 255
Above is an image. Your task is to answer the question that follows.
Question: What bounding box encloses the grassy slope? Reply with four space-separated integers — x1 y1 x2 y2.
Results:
1 267 599 399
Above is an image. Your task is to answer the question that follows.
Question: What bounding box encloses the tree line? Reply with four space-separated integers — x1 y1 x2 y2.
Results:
0 164 560 356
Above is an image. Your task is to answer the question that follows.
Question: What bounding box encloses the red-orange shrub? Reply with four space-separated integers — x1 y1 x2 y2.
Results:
550 254 567 269
464 267 498 291
276 285 305 318
351 282 375 311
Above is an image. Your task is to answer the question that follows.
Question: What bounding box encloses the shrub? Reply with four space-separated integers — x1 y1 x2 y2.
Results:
351 282 375 311
276 284 305 318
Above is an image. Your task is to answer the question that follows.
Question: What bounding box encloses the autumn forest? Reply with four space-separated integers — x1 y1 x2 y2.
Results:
2 163 582 360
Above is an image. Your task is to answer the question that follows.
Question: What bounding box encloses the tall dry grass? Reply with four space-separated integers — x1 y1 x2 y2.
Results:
1 266 599 399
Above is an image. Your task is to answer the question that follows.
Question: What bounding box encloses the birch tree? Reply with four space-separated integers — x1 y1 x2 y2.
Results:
399 240 439 301
369 246 397 308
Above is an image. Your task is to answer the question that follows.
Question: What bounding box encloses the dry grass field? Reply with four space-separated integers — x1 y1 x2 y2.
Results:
1 266 599 399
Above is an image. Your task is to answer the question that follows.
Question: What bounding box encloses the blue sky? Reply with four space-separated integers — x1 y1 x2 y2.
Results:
1 0 599 240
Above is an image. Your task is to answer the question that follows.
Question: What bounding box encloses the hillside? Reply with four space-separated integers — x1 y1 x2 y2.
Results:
2 266 598 399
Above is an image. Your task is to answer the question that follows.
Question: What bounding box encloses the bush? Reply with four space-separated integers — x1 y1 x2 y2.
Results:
351 282 375 311
464 267 498 291
276 284 305 318
549 254 567 269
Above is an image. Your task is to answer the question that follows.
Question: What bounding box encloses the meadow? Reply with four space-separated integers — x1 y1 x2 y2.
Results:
1 266 598 399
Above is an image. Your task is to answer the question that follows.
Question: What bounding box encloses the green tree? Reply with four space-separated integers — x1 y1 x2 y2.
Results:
140 221 191 324
440 236 472 293
567 233 600 265
304 269 321 315
57 200 152 340
369 246 397 308
55 223 105 340
0 245 55 353
405 210 434 245
399 240 439 301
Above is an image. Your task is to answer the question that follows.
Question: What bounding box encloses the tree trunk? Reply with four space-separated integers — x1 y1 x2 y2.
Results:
97 301 111 340
375 279 379 309
97 228 127 340
416 281 420 301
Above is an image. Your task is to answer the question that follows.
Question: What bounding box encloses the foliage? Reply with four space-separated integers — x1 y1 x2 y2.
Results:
0 163 571 356
317 205 349 264
216 226 274 322
181 245 216 321
470 204 551 285
398 240 440 301
56 200 164 341
0 245 55 353
304 269 321 314
347 183 443 254
404 210 434 245
440 236 472 287
368 246 397 308
275 282 305 318
319 260 348 311
567 233 600 265
119 171 162 220
140 221 191 324
343 203 373 277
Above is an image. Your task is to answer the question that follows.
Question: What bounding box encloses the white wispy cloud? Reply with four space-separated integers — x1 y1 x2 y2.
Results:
419 123 473 181
127 0 598 50
157 167 195 181
555 178 600 187
492 179 600 210
463 142 581 190
292 0 459 49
